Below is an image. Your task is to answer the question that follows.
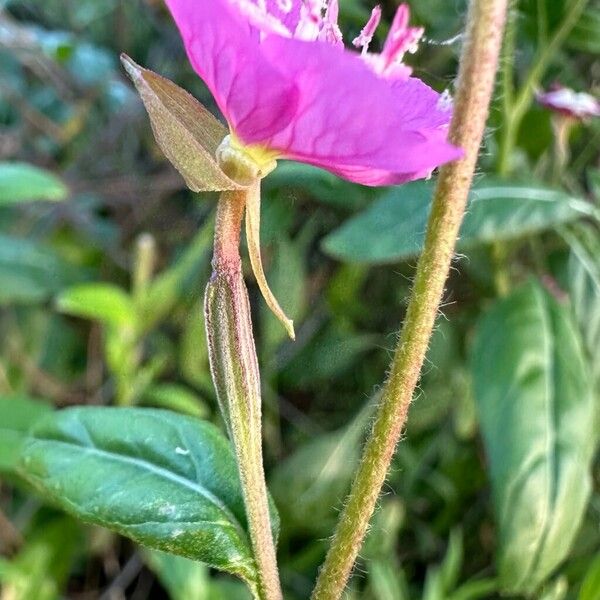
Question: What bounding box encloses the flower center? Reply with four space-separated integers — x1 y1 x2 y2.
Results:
216 134 279 185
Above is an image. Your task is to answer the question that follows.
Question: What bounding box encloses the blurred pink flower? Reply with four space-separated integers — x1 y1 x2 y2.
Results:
164 0 462 186
537 85 600 120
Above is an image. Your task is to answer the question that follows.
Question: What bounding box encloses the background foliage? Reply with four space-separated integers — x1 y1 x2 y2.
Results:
0 0 599 598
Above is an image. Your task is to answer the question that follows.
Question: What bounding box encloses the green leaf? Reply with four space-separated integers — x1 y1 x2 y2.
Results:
368 560 410 600
0 162 68 205
0 517 81 600
121 55 241 193
260 235 307 355
142 383 210 419
56 283 137 328
18 407 278 590
563 225 600 388
568 8 600 54
143 550 212 600
579 553 600 600
0 234 84 305
270 403 372 534
323 180 594 264
144 550 252 600
0 395 52 474
142 218 213 330
472 281 596 595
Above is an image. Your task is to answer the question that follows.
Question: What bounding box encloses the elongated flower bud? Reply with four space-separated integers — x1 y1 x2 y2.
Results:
204 190 282 599
204 267 261 444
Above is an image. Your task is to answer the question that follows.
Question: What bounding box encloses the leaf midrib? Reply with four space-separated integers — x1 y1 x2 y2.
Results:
26 435 248 542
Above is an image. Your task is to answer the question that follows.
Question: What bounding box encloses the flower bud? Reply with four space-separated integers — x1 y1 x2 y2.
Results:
204 267 261 444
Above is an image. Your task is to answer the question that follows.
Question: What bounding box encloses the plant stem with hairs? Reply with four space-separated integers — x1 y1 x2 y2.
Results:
311 1 510 598
205 187 282 600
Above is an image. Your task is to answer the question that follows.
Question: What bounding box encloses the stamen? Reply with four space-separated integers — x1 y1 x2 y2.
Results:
319 0 343 45
381 4 424 68
352 6 381 55
234 0 293 37
294 0 324 41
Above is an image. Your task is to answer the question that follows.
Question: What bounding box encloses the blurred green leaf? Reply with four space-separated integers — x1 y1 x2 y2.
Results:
260 235 307 355
0 395 52 474
0 162 68 204
323 180 594 264
270 403 372 534
264 162 376 210
144 551 210 600
369 559 410 600
568 8 600 54
142 383 210 419
18 407 276 591
0 517 81 600
447 579 498 600
564 225 600 389
0 234 84 305
144 551 252 600
472 281 596 595
142 219 213 330
56 282 136 328
180 298 212 391
280 324 375 389
579 553 600 600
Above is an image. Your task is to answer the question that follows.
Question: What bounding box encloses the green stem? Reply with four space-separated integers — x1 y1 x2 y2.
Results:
311 1 509 599
205 188 282 600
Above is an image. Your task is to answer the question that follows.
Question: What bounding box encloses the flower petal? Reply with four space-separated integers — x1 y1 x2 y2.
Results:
165 0 299 140
249 36 461 186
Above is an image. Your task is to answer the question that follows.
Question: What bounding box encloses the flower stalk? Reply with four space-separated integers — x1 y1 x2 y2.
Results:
205 186 282 600
311 1 509 599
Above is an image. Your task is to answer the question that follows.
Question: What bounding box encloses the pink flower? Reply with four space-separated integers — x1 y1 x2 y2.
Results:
537 85 600 120
164 0 462 187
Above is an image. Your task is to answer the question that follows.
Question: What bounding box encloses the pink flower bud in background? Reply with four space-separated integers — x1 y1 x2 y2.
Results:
536 85 600 120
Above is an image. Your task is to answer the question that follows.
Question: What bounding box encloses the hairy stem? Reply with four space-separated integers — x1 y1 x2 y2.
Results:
205 188 282 600
311 1 509 598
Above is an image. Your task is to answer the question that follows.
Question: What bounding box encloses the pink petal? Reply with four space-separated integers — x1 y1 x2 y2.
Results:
165 0 299 140
264 0 302 32
250 36 461 185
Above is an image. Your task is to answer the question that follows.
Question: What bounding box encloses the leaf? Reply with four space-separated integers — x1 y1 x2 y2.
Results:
260 234 307 354
0 395 52 474
323 180 594 264
579 553 600 600
280 324 375 389
270 403 372 534
0 234 84 305
568 8 600 54
245 181 295 339
143 551 211 600
0 162 68 204
142 383 210 419
368 560 410 600
18 407 278 590
121 54 241 193
56 283 137 329
142 218 213 330
263 162 376 211
472 281 596 595
144 550 252 600
0 517 81 600
563 225 600 387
